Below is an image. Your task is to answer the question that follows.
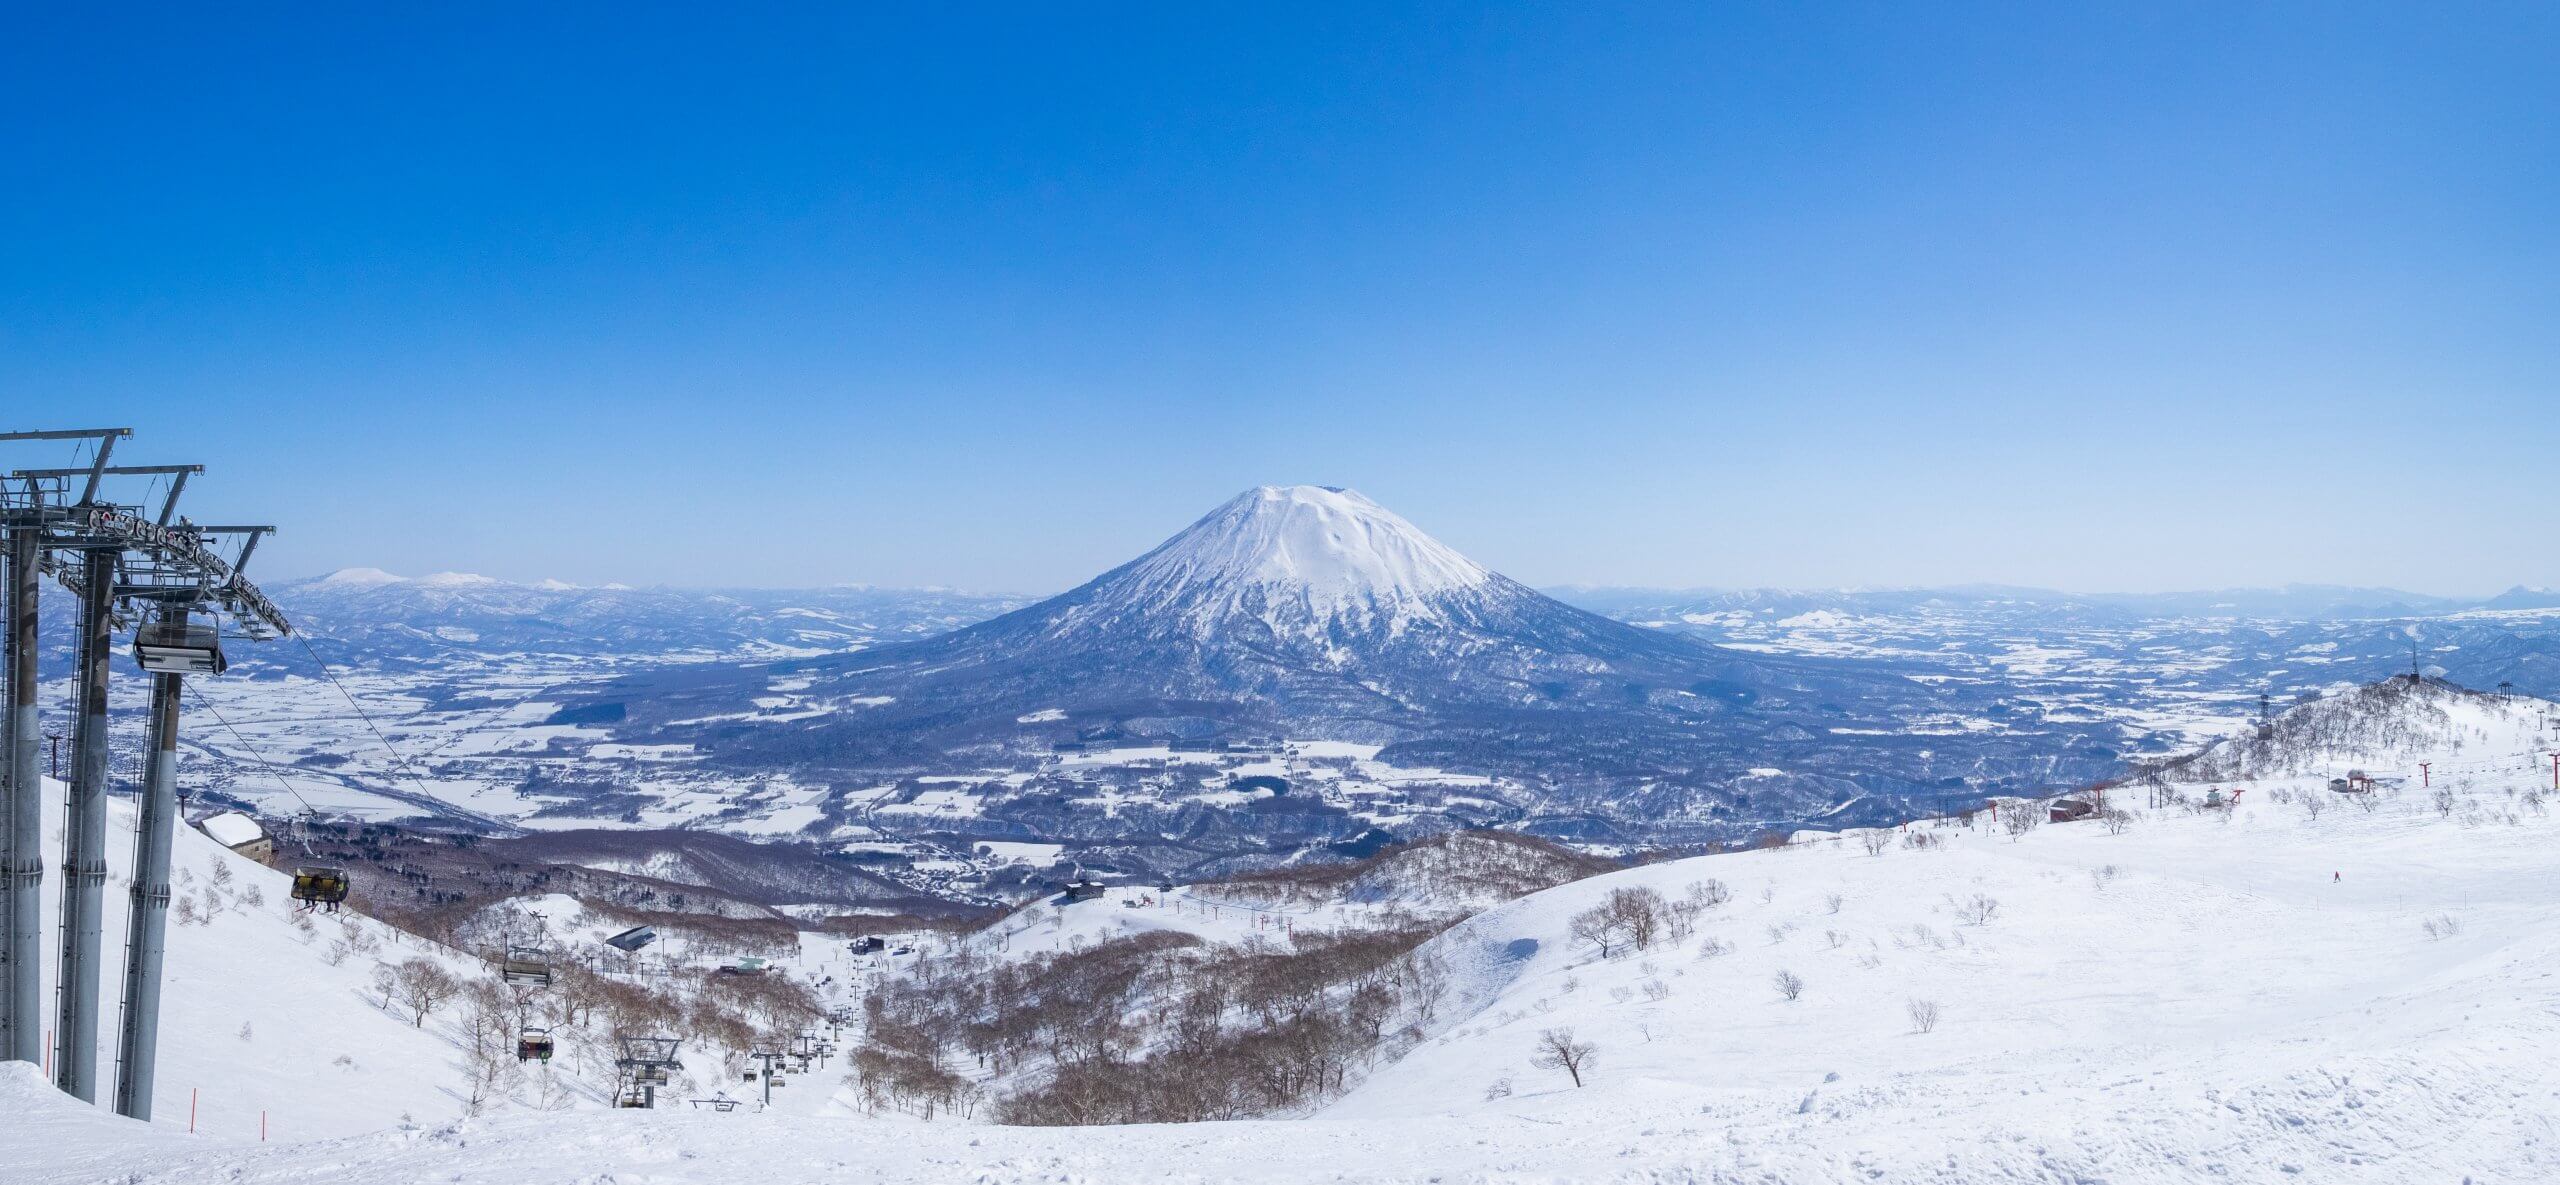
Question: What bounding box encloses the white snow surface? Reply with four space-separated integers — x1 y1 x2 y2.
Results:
9 780 499 1143
13 756 2560 1182
1100 485 1492 632
197 811 265 848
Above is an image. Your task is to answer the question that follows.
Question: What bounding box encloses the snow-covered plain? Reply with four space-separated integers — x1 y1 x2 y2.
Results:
11 723 2558 1183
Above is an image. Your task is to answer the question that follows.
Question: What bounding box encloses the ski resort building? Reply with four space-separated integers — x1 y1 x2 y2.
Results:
1061 878 1107 903
196 811 272 863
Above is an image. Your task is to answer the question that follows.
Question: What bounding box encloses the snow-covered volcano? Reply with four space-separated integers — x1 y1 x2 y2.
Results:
1095 486 1493 638
1016 484 1667 669
589 486 2118 846
622 482 1776 736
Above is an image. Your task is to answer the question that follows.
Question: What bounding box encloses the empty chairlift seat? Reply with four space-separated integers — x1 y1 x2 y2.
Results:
501 946 555 988
290 867 351 911
131 619 228 675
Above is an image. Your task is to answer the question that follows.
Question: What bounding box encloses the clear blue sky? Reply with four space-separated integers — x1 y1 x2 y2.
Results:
6 4 2555 594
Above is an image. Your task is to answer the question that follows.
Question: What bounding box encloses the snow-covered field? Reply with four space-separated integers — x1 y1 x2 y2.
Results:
10 719 2558 1183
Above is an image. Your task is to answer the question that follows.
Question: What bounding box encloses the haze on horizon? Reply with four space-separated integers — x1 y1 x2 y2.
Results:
7 6 2555 598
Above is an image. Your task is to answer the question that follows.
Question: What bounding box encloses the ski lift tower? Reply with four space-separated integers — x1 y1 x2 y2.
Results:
615 1035 683 1109
0 429 290 1121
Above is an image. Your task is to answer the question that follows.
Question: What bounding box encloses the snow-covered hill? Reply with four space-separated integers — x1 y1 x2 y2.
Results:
2156 674 2559 784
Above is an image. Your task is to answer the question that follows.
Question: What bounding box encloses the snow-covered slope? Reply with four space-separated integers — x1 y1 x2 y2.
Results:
2158 674 2557 784
15 779 495 1140
17 713 2560 1183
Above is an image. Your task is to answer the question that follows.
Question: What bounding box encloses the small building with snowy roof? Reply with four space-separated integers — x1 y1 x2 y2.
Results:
198 811 272 863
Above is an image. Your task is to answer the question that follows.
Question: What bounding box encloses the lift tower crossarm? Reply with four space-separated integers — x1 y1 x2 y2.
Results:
156 470 190 529
0 430 132 443
10 465 204 481
191 527 274 576
0 428 130 506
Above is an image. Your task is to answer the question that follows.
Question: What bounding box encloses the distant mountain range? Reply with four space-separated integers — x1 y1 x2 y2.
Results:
1552 583 2560 624
252 571 1031 663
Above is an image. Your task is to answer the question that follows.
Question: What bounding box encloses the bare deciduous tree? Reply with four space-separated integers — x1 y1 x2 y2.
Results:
384 958 457 1028
2098 808 2134 835
1772 969 1804 1001
1530 1028 1597 1087
1570 887 1673 958
1907 998 1941 1033
1860 831 1893 856
1684 879 1731 908
1568 905 1630 959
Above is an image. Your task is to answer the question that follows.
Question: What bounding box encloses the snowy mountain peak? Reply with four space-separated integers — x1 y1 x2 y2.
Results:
314 566 406 587
1104 486 1492 631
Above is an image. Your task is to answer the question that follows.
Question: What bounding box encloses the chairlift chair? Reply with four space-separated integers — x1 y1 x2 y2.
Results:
517 1027 555 1063
501 945 555 988
132 619 228 676
290 867 351 912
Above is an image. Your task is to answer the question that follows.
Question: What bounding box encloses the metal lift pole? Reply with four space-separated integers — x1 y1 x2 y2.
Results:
113 605 184 1119
53 546 115 1101
0 523 38 1064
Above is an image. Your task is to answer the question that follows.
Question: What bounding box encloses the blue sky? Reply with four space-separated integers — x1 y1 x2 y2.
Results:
6 4 2555 594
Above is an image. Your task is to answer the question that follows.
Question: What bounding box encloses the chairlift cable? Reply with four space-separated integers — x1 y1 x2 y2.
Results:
289 630 450 810
183 683 323 850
